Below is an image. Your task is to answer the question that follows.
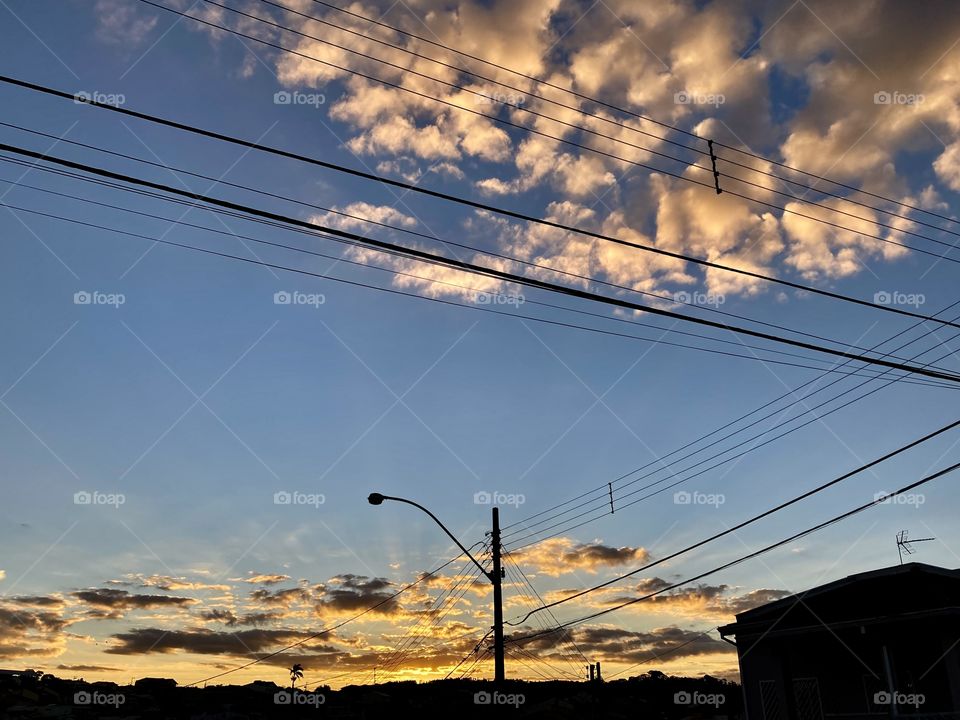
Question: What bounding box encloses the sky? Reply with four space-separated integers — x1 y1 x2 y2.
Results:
2 0 960 690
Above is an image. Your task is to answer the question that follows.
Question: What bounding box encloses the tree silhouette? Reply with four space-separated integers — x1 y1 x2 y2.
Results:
289 664 303 691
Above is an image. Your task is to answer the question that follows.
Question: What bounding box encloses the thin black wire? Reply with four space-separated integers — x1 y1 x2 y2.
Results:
140 1 960 267
501 299 960 542
5 75 960 337
183 550 472 687
9 170 933 379
374 549 490 680
502 548 590 669
0 124 781 341
503 319 960 550
505 460 960 645
301 0 960 228
7 192 940 388
220 0 960 256
504 416 960 625
4 142 958 386
501 558 585 678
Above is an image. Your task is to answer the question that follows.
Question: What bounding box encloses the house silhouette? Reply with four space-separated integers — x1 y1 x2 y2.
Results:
718 562 960 719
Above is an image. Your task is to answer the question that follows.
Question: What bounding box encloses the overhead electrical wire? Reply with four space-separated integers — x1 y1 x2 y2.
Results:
500 297 960 545
3 142 959 386
196 0 960 259
7 158 957 386
183 548 476 687
134 0 960 268
9 194 948 387
504 416 960 625
2 120 863 346
3 75 959 335
504 459 960 645
298 0 960 228
502 315 960 551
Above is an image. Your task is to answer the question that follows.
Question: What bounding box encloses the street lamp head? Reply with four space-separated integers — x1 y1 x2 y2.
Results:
367 492 385 506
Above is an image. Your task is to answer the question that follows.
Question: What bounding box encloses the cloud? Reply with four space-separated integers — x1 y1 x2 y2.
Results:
110 574 231 592
603 578 791 619
7 595 65 608
514 537 650 577
72 588 197 611
250 586 312 606
94 0 158 46
311 202 419 233
0 606 69 659
105 627 316 656
198 609 281 627
316 575 400 615
56 664 123 673
240 573 292 586
517 624 732 665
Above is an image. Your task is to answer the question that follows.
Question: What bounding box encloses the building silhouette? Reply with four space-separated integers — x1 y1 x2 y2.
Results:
719 562 960 719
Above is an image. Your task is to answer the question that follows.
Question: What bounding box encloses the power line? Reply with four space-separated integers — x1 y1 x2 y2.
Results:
0 126 938 360
504 416 960 626
214 0 960 260
298 0 960 228
10 167 937 378
373 547 490 681
500 298 960 544
4 75 960 335
505 459 960 645
183 549 472 687
8 194 943 388
503 321 960 551
4 141 958 386
604 629 719 679
136 1 960 268
502 548 590 672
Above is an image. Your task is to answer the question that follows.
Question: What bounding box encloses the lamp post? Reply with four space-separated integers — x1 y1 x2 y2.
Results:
367 493 505 682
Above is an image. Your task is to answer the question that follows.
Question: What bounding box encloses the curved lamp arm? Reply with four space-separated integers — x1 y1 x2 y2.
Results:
368 492 491 580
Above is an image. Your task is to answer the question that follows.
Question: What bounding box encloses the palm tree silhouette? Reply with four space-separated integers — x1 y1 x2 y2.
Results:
289 664 304 691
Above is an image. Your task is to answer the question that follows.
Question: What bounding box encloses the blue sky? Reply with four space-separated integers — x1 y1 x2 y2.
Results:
1 0 959 686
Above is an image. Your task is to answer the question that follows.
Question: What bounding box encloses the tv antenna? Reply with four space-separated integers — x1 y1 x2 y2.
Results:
896 530 935 565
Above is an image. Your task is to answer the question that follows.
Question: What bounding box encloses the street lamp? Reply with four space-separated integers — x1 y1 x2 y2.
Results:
367 492 505 682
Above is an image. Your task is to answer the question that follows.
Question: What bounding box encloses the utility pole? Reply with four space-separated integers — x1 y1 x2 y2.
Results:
367 493 508 682
491 506 505 683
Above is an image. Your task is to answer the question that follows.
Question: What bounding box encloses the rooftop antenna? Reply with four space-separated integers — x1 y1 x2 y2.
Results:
896 530 935 565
